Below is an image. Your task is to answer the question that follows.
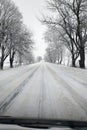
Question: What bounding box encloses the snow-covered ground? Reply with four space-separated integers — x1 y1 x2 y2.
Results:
0 62 87 122
0 124 72 130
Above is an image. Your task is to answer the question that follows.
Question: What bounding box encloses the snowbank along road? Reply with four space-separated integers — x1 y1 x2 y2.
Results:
0 62 87 121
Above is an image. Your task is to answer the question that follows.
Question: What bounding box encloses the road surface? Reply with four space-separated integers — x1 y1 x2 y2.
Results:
0 62 87 121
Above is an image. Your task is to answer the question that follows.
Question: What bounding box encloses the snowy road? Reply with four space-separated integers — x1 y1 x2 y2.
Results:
0 62 87 121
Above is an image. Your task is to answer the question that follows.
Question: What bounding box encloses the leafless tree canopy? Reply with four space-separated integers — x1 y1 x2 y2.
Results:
44 26 64 64
0 0 34 69
42 0 87 68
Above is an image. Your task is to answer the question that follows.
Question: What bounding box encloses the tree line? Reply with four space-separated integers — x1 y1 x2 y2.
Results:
42 0 87 68
0 0 34 70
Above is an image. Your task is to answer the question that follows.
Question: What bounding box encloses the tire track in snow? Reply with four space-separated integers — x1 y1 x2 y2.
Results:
47 65 87 114
38 64 46 119
0 66 40 115
68 76 87 88
0 65 39 89
52 65 87 89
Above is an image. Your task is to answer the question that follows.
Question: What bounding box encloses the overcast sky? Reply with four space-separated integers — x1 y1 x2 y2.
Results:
12 0 47 58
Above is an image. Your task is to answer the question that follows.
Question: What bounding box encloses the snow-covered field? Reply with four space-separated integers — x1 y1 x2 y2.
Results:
0 62 87 121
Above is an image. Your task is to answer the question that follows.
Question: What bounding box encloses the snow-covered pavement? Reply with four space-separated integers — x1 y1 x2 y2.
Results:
0 62 87 121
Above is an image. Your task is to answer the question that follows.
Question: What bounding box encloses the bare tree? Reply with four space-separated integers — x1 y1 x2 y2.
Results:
0 0 22 69
67 0 87 68
42 0 87 68
0 0 34 69
44 25 64 64
17 26 34 65
45 46 56 63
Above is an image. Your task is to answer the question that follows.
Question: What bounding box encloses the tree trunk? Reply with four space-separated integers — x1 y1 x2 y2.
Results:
72 55 76 67
59 58 62 64
10 59 13 68
0 46 5 70
0 60 4 70
79 47 85 68
9 51 15 68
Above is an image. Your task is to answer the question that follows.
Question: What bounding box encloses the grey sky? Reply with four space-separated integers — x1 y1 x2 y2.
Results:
12 0 47 58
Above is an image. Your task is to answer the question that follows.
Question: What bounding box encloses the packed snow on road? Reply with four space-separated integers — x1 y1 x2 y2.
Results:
0 62 87 121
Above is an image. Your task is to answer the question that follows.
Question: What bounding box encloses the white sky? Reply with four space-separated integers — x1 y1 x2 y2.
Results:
12 0 47 58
